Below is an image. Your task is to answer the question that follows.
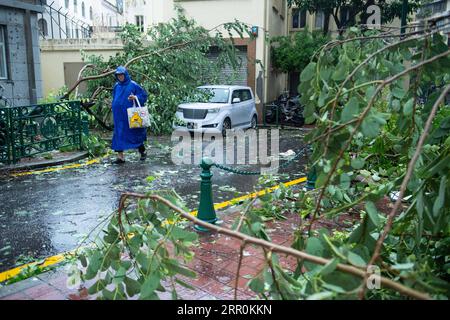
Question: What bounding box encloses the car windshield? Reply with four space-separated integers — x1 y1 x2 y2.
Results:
188 88 230 104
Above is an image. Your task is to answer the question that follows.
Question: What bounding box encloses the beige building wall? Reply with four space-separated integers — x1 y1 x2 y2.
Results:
154 0 289 112
267 0 289 101
41 0 289 115
40 38 123 97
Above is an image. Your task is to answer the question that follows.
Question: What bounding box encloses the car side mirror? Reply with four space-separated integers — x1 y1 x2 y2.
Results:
232 98 241 104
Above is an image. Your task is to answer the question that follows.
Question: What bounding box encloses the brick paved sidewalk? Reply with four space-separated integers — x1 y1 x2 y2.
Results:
0 204 354 300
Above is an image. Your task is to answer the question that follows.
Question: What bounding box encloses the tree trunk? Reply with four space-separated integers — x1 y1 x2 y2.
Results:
332 13 343 36
323 10 331 35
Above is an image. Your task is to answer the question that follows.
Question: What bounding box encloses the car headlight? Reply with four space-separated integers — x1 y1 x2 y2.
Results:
207 108 220 113
177 107 183 112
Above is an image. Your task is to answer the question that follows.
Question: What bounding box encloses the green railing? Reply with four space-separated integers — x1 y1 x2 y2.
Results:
0 101 83 164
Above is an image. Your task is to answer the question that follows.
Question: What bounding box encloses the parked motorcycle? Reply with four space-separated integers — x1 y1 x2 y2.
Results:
265 93 305 126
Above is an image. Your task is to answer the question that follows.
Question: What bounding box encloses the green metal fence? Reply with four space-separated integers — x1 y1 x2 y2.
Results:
0 100 83 164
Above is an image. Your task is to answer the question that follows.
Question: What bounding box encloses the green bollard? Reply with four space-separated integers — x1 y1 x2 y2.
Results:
194 157 218 232
305 166 317 190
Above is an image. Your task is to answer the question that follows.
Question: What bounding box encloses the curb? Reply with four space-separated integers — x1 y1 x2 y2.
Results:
0 151 89 174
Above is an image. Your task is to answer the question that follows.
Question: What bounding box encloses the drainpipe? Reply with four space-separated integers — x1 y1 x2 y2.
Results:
24 9 37 105
285 2 289 93
263 0 269 104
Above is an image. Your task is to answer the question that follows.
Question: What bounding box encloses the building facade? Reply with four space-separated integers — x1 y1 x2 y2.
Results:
124 0 151 33
128 0 290 117
37 0 125 39
417 0 450 43
41 0 290 115
285 4 405 95
0 0 44 106
38 0 126 97
40 38 124 97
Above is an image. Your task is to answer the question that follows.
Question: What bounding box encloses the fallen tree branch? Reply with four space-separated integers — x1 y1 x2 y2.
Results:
322 27 439 157
307 50 450 237
74 64 96 98
358 84 450 299
234 242 247 300
62 22 250 99
117 192 431 300
81 101 113 131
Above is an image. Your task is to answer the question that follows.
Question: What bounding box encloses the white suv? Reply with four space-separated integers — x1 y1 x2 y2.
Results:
173 85 258 136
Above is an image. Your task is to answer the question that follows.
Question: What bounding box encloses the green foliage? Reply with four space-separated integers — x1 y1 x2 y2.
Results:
81 10 254 135
271 31 329 73
68 190 199 300
38 86 71 104
41 152 54 160
295 27 450 299
81 133 108 157
3 255 75 286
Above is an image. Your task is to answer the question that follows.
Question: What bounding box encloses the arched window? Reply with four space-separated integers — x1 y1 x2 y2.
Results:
89 6 93 20
65 0 69 8
74 0 78 13
81 2 85 17
38 18 48 37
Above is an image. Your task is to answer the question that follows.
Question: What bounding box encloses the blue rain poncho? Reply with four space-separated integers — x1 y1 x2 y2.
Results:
111 66 148 151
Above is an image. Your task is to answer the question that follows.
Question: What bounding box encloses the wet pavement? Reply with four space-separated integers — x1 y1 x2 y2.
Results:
0 129 309 272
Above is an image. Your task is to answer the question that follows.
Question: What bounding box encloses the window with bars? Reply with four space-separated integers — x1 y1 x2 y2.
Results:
135 15 144 32
38 18 48 37
0 26 8 80
429 0 447 15
420 0 448 17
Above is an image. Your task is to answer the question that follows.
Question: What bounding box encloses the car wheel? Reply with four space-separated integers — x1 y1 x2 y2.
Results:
251 115 257 129
222 118 231 136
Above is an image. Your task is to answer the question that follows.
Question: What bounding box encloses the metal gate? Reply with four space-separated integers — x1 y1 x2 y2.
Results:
0 101 83 164
208 46 248 86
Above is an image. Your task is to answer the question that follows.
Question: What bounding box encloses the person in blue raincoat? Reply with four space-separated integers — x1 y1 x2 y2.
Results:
111 66 148 164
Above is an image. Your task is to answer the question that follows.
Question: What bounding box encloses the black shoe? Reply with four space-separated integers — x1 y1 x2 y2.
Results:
113 158 125 164
140 152 147 161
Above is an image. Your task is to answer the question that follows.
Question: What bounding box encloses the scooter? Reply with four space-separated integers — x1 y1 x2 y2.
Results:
265 93 305 126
